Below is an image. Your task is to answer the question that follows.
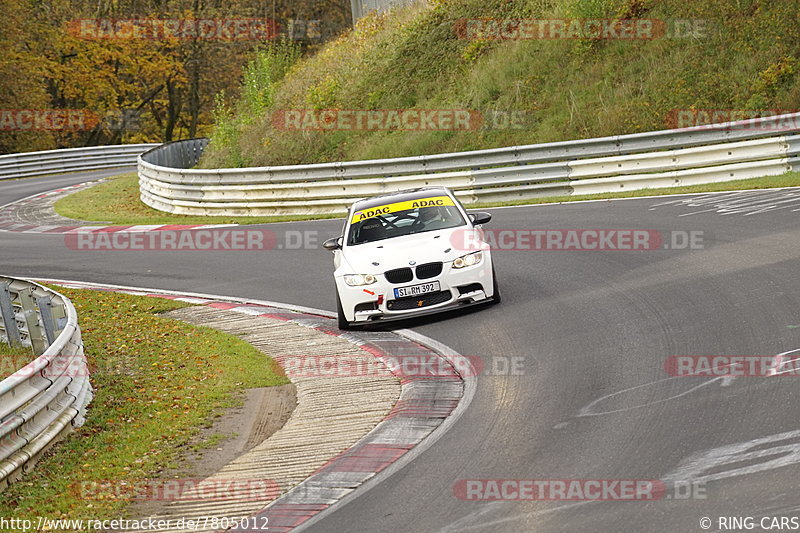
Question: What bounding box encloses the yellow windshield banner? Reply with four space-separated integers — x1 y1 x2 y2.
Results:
350 196 455 224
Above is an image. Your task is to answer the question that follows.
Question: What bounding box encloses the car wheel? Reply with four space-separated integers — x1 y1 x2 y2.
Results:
336 290 352 330
491 266 501 304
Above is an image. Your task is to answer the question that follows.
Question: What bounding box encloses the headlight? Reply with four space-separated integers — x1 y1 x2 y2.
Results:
452 251 483 269
344 274 377 286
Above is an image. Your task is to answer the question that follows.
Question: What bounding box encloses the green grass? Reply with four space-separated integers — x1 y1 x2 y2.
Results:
55 170 800 226
53 174 342 225
0 288 288 522
0 343 35 379
0 343 33 357
475 171 800 208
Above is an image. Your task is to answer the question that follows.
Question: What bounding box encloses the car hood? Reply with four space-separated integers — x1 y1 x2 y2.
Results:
340 226 475 274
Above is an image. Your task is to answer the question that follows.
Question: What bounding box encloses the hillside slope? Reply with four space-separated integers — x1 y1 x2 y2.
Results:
201 0 800 168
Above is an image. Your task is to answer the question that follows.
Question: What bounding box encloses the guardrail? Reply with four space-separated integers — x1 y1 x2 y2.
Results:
138 113 800 216
350 0 416 24
0 277 91 490
1 144 157 181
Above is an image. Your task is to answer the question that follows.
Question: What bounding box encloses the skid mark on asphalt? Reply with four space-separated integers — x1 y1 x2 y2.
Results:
576 348 800 416
768 348 800 377
576 376 725 417
438 499 600 532
649 188 800 216
663 429 800 486
442 346 800 532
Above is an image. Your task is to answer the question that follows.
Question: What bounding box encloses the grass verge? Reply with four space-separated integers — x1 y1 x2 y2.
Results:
0 344 33 356
54 171 800 227
475 171 800 209
0 343 35 376
53 174 343 225
0 287 288 521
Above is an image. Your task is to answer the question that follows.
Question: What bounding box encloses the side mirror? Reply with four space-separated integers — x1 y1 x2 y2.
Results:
323 237 343 251
469 212 492 225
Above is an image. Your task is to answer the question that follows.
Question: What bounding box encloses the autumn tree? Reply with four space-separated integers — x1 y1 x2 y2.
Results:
0 0 353 153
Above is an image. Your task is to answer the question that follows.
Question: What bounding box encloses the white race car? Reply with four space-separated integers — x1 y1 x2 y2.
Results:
323 187 499 329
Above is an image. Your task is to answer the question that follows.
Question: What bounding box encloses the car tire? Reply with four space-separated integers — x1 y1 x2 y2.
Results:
491 266 501 304
336 290 352 330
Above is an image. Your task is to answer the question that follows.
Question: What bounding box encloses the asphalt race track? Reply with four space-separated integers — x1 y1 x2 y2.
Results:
3 172 800 532
0 168 137 207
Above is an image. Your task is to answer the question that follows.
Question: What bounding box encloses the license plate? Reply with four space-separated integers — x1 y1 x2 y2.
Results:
394 281 440 299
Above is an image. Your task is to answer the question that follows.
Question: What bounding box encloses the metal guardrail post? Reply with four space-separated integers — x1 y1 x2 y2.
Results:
16 288 46 354
49 300 67 334
0 283 21 346
35 295 57 346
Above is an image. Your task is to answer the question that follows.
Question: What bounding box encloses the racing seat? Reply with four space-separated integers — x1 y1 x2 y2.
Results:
356 218 387 243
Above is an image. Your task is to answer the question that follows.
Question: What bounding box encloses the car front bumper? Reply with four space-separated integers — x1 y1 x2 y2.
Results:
335 258 495 324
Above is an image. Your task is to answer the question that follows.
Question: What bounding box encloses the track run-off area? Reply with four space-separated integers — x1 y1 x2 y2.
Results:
2 172 800 532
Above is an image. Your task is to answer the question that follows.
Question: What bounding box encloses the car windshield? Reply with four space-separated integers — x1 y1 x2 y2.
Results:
347 195 466 245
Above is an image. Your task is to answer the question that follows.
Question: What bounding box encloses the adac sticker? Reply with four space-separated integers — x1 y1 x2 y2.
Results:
351 196 455 224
